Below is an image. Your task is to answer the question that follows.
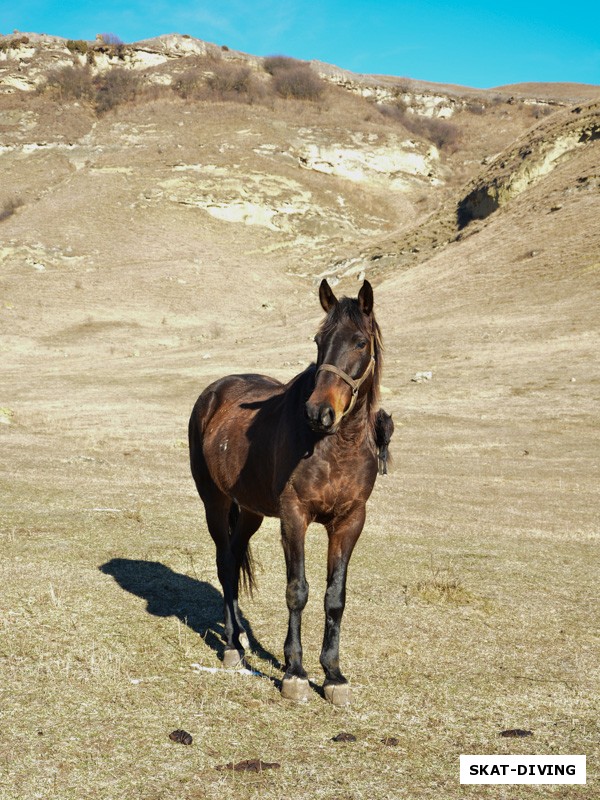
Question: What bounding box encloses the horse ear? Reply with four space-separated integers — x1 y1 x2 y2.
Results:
319 279 338 312
358 280 374 315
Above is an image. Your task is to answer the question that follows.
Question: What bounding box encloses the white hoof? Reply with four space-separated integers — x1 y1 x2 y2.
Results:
223 649 244 669
281 676 310 703
324 682 352 707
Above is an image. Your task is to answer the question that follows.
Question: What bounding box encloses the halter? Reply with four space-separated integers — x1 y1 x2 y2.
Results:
316 336 376 419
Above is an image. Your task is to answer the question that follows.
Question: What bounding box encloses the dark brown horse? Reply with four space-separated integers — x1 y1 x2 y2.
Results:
375 409 394 475
188 279 384 705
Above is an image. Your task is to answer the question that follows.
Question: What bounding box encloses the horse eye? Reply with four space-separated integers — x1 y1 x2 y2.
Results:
355 339 367 350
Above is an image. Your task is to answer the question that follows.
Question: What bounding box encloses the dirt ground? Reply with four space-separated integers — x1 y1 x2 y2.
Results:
1 69 599 798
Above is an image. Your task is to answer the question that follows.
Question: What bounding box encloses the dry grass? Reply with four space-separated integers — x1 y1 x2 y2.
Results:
1 45 598 800
413 560 476 605
1 327 598 799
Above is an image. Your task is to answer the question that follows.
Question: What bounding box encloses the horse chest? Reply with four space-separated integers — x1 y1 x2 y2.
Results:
290 444 377 518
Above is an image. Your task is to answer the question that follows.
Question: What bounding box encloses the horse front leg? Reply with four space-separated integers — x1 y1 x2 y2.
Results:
280 506 310 702
320 505 365 706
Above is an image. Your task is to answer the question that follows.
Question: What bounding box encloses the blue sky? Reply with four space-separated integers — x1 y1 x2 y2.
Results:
2 1 599 88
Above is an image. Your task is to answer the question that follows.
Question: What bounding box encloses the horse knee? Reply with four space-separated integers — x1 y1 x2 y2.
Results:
286 577 309 611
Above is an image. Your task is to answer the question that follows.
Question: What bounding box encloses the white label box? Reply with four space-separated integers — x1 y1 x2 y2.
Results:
460 755 586 784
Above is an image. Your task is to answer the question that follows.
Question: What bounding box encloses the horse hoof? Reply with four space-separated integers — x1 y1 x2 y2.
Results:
324 682 352 707
281 676 310 703
238 631 250 650
223 648 244 669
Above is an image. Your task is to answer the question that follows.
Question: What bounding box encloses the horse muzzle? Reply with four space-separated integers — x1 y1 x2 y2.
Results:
305 400 338 434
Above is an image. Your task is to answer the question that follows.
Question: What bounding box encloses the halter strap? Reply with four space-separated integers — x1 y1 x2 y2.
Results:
316 337 376 419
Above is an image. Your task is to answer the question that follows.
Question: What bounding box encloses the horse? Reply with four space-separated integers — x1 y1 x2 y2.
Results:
188 278 384 705
375 409 394 475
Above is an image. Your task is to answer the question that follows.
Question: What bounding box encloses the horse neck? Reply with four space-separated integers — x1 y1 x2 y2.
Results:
338 378 378 444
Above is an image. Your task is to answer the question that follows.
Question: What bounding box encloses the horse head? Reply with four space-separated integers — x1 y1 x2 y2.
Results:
305 279 381 434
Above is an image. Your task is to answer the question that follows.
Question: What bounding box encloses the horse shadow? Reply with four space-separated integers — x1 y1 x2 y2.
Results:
99 558 283 674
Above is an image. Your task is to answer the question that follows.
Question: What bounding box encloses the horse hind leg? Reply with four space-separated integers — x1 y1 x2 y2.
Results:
199 497 241 663
189 394 244 662
202 499 264 667
228 505 263 654
189 393 263 664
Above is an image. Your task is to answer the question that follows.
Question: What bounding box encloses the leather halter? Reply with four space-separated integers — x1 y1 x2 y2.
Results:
316 336 376 419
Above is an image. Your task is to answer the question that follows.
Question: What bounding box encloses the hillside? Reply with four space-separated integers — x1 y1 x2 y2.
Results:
1 32 599 800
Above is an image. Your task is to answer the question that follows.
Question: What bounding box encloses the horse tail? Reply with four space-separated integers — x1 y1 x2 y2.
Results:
228 502 257 596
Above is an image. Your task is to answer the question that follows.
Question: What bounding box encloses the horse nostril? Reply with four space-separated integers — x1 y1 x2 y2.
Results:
305 401 318 423
305 401 335 431
320 405 334 429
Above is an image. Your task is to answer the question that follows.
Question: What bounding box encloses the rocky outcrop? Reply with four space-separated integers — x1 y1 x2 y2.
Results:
293 131 440 187
457 101 600 227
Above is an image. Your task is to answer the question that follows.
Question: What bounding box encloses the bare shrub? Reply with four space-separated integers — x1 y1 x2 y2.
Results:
99 33 124 46
44 65 95 101
93 33 128 60
262 54 323 101
173 61 268 104
420 116 461 150
392 95 408 114
466 101 486 115
66 39 89 55
378 104 461 151
0 36 30 52
94 68 141 114
0 197 23 222
377 101 407 123
263 55 303 75
204 44 223 62
528 104 555 119
173 68 204 99
272 65 323 101
207 63 252 96
137 82 171 104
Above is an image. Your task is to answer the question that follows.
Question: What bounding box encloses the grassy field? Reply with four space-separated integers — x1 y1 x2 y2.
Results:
1 49 598 799
1 314 598 799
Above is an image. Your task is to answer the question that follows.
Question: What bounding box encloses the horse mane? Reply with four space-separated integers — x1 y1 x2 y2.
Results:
317 295 383 429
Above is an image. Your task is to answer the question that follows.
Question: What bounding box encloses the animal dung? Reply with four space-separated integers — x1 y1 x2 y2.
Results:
499 729 533 738
169 729 193 745
331 732 357 742
381 736 399 746
215 759 281 772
